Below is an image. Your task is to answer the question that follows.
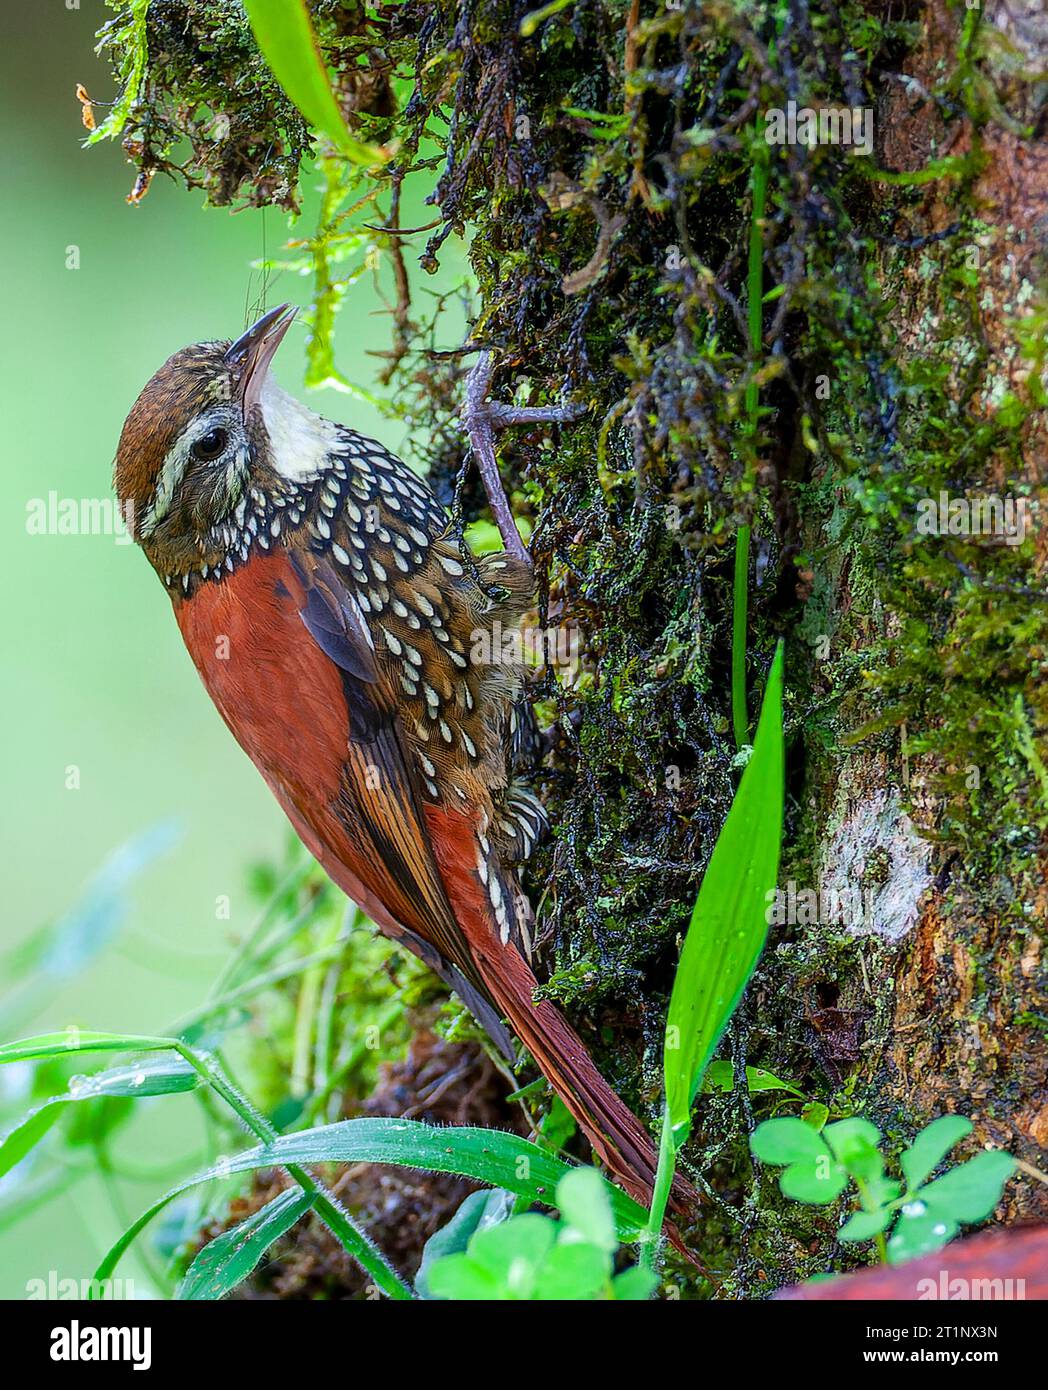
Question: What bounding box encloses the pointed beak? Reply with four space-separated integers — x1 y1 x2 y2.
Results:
225 303 297 417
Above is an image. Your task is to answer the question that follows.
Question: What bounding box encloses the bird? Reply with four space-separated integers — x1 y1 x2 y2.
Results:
113 304 694 1221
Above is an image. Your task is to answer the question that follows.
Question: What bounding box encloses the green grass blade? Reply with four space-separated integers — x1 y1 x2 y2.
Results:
95 1173 409 1302
241 0 385 166
0 1031 182 1066
93 1118 648 1293
731 139 770 751
1 1029 412 1299
731 523 751 747
0 1108 64 1180
176 1188 315 1300
247 1121 646 1235
0 1058 199 1180
665 642 785 1147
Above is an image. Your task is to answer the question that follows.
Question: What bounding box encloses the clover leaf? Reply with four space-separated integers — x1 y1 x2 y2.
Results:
750 1112 1016 1269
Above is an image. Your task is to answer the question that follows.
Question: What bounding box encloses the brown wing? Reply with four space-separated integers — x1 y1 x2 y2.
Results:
286 551 514 1054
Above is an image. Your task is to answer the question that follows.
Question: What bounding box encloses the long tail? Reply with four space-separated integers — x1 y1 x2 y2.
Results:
419 806 697 1251
423 803 697 1223
475 937 695 1215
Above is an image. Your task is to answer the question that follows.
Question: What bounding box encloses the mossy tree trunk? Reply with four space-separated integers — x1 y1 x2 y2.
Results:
102 0 1046 1291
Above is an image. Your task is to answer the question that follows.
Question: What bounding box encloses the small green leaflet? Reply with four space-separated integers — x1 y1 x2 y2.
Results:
416 1190 515 1299
703 1060 803 1097
888 1151 1016 1266
664 643 785 1147
899 1115 972 1190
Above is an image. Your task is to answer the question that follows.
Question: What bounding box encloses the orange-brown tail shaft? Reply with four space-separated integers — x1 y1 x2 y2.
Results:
472 931 699 1259
477 940 662 1203
425 804 697 1226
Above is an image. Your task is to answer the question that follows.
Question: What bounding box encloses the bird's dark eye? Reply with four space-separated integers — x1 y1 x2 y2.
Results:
191 427 229 462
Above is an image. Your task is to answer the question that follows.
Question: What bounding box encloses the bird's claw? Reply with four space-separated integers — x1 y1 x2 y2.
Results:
461 350 584 568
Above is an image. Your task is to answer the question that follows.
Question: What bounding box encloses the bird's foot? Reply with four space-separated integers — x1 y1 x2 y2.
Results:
462 350 585 568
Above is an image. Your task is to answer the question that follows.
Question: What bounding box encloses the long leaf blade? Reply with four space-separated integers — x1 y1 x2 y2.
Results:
0 1031 180 1066
177 1189 315 1300
0 1059 199 1179
665 642 785 1145
240 0 384 166
93 1118 648 1289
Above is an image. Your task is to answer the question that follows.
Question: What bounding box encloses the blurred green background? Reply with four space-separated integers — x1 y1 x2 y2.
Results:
1 1 466 1296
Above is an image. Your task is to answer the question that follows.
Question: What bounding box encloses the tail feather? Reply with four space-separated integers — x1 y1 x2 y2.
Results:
423 801 697 1225
480 941 661 1200
473 936 697 1225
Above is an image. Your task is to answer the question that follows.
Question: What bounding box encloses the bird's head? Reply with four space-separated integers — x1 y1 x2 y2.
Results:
114 304 333 582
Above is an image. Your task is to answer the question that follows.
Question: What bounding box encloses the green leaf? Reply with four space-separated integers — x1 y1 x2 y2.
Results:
463 519 505 556
534 1241 610 1300
612 1265 658 1300
823 1116 881 1154
703 1060 734 1092
823 1118 883 1182
801 1102 829 1130
838 1207 892 1243
751 1117 847 1205
0 1031 181 1067
93 1119 648 1288
467 1214 556 1297
886 1205 959 1265
416 1189 514 1299
425 1254 504 1300
0 1058 199 1179
665 643 785 1146
242 1121 645 1234
887 1151 1016 1266
779 1159 848 1206
177 1189 314 1300
16 1032 410 1301
900 1116 973 1190
915 1151 1016 1224
0 1108 63 1180
703 1060 803 1096
556 1167 616 1253
863 1175 903 1208
538 1094 577 1154
750 1118 827 1165
240 0 385 166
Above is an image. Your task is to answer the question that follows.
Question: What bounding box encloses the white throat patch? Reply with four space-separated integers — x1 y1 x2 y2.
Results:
260 379 341 483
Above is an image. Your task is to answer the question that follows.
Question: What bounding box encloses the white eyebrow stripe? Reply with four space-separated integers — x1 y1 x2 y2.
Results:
139 407 240 537
139 441 190 537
